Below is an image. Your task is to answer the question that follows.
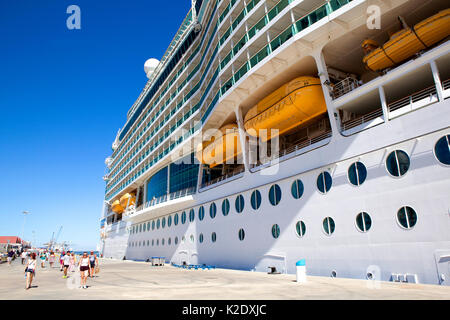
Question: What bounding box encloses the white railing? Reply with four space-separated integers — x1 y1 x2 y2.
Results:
135 186 197 212
249 129 332 169
201 166 245 188
341 108 384 132
442 79 450 92
332 77 361 99
388 85 437 112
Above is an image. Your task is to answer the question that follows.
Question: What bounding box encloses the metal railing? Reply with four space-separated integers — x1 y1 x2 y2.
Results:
249 129 332 169
135 187 197 213
388 85 437 112
332 77 361 99
341 108 384 132
442 79 450 92
201 166 245 188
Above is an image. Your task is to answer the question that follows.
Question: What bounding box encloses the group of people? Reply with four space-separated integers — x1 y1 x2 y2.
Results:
21 250 99 290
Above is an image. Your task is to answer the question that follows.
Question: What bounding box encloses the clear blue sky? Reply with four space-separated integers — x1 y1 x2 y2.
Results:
0 0 191 250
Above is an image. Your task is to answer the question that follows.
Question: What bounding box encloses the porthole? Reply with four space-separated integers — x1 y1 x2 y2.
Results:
397 206 417 229
199 233 204 243
190 234 194 243
235 194 245 213
168 238 171 245
317 171 332 194
268 184 282 206
434 135 450 165
162 217 166 228
175 237 178 245
162 238 165 246
174 213 179 225
132 226 135 234
157 219 160 229
211 232 216 243
152 221 155 230
156 239 159 246
182 236 186 243
271 224 280 239
222 199 230 216
250 190 262 210
198 206 205 221
386 150 410 177
291 180 304 199
238 228 245 241
147 222 150 231
181 211 186 224
323 217 335 236
331 270 337 278
143 223 146 232
210 203 217 219
167 216 172 227
139 224 142 233
348 162 367 186
152 239 154 246
356 212 372 232
147 240 149 246
295 221 306 238
189 209 195 222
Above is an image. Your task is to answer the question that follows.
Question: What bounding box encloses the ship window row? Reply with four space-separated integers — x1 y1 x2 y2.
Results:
128 206 417 248
106 0 357 198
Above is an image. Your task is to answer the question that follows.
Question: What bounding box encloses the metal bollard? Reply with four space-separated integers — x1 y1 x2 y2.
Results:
296 259 307 283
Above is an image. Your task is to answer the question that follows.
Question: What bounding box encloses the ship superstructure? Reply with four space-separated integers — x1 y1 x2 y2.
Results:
100 0 450 285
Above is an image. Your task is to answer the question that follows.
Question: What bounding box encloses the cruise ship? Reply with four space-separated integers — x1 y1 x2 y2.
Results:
100 0 450 285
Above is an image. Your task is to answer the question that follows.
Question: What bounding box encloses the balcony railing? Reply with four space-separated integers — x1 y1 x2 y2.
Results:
388 85 437 113
134 187 197 213
332 77 361 99
201 166 245 188
442 79 450 93
341 108 384 132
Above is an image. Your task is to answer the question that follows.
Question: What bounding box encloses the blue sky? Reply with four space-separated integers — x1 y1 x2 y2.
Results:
0 0 191 250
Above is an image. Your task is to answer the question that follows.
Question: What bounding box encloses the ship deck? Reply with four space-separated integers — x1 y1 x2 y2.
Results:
1 258 449 300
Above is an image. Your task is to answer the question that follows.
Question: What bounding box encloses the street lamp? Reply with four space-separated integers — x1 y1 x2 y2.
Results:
21 210 30 246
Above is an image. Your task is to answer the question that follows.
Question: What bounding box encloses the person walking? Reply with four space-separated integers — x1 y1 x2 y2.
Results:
88 251 98 278
59 252 65 271
62 252 71 278
78 252 90 289
49 251 55 268
69 253 76 272
21 250 28 265
25 252 37 290
39 252 46 268
7 250 14 265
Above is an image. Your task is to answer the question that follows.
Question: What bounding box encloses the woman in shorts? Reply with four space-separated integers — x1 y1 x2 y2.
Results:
48 251 55 268
88 251 98 278
78 252 90 289
25 253 37 290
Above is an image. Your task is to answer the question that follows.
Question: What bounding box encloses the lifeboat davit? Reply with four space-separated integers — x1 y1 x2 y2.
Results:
243 76 326 142
196 123 242 168
120 193 136 208
362 9 450 72
111 200 124 214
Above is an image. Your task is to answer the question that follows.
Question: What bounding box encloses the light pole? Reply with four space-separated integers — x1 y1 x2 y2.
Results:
21 211 30 246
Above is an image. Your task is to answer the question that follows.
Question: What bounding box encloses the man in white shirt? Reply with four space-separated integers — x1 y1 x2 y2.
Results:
63 252 71 279
21 251 28 265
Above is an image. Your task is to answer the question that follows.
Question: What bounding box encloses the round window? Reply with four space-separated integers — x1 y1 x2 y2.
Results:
161 217 166 228
238 228 245 241
181 211 186 224
189 209 195 222
271 224 280 239
348 162 367 186
152 221 155 230
167 215 172 227
198 206 205 221
435 135 450 165
175 237 178 245
295 221 306 238
269 184 282 206
323 217 335 235
250 190 262 210
397 206 417 229
174 213 179 225
235 195 245 213
211 232 217 243
210 203 217 219
222 199 230 216
199 233 204 243
386 150 410 177
291 179 304 199
317 171 332 194
156 219 160 229
355 212 372 232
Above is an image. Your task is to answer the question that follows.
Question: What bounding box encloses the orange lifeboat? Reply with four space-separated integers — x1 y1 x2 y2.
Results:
196 123 242 168
244 76 327 142
120 193 136 208
111 200 124 214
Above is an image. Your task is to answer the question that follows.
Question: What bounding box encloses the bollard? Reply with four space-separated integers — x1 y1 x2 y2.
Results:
296 259 307 283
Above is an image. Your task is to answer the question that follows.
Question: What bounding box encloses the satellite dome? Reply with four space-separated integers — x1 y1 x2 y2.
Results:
144 58 160 79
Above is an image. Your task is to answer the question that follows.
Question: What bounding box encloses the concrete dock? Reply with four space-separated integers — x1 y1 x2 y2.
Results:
1 258 449 300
